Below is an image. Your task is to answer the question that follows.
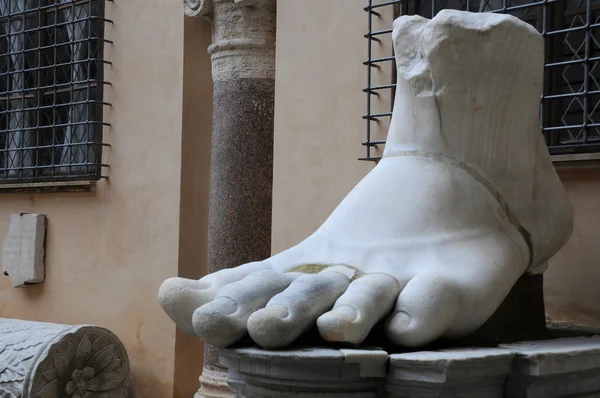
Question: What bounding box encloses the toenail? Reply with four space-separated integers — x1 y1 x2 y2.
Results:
388 311 411 330
207 297 238 315
263 304 290 319
329 305 359 322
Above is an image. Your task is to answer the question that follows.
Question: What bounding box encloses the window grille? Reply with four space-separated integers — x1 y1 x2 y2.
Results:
363 0 600 161
0 0 111 183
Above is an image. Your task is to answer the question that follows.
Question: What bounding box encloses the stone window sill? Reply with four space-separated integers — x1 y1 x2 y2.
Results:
0 180 97 194
552 153 600 169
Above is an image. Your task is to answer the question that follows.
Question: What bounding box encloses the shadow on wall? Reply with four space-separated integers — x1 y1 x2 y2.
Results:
546 168 600 328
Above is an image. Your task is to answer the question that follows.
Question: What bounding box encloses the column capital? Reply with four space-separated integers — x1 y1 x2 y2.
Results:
184 0 276 81
183 0 211 19
183 0 275 21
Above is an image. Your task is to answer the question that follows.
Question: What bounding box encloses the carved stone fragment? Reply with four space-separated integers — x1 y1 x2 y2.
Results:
0 318 130 398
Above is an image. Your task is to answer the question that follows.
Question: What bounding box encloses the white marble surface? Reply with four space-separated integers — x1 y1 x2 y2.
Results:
159 10 573 350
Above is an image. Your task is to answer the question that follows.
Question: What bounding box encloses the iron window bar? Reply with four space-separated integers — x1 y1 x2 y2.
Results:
363 0 600 161
0 0 112 183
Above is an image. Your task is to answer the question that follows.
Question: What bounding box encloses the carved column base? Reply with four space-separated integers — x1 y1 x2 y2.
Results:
195 366 233 398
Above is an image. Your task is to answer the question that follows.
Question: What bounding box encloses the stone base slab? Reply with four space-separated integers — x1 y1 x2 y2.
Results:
219 337 600 398
502 337 600 398
387 347 514 398
219 347 388 397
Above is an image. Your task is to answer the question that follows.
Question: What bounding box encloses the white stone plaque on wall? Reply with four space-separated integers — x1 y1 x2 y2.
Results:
2 213 47 287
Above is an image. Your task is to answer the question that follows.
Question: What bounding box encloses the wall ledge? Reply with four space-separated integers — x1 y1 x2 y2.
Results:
552 153 600 170
0 180 97 194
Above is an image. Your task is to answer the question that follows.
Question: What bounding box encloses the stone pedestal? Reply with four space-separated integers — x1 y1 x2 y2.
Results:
0 317 130 398
219 347 388 397
218 337 600 398
183 0 276 396
502 337 600 398
387 348 514 398
389 336 600 398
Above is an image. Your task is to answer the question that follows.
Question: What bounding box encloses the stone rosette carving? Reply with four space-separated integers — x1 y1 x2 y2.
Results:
0 318 130 398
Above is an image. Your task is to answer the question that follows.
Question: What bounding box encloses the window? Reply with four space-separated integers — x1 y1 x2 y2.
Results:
363 0 600 161
0 0 110 184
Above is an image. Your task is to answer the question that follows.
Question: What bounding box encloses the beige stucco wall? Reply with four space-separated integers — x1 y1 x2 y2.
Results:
175 14 213 398
272 1 600 330
272 0 380 253
0 1 213 397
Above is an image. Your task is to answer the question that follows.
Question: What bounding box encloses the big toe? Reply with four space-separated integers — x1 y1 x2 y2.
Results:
247 271 350 349
386 273 460 347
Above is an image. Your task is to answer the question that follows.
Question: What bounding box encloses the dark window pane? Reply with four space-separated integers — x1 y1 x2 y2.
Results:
0 0 107 182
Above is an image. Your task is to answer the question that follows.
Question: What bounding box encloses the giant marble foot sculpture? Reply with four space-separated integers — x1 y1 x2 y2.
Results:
159 10 573 349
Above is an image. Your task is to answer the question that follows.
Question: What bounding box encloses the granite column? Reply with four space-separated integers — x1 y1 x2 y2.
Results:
183 0 276 397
